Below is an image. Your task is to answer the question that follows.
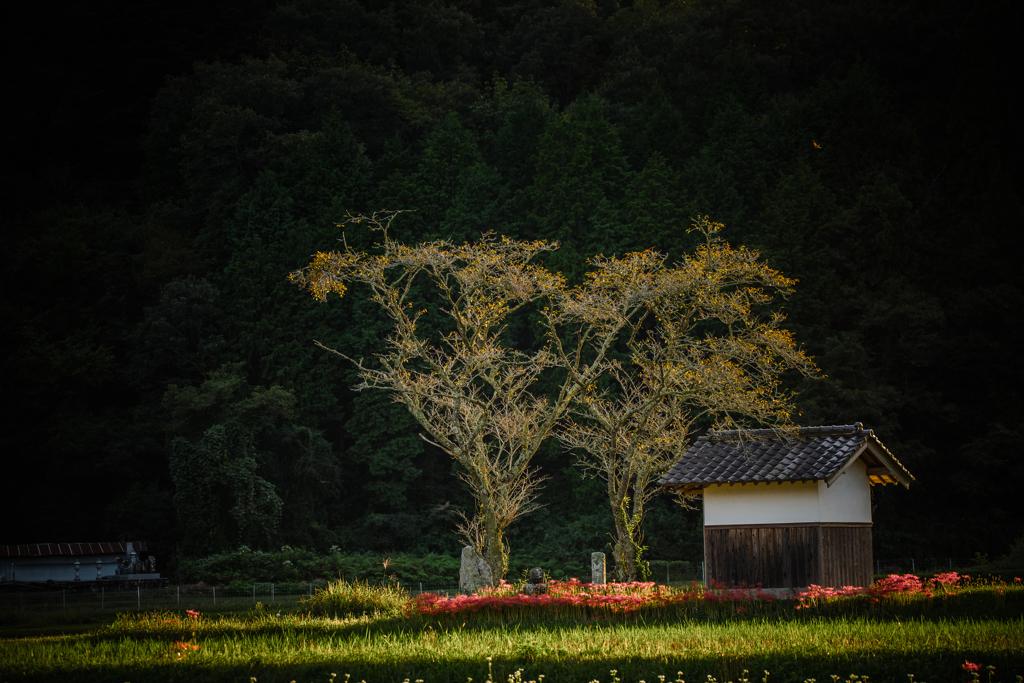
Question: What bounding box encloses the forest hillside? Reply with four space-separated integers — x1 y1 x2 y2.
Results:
3 0 1021 576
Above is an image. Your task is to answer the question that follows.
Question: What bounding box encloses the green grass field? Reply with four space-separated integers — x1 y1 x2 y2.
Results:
1 585 1022 683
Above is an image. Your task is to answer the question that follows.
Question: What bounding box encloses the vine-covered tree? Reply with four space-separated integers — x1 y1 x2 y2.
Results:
291 210 674 582
291 211 814 582
559 218 816 581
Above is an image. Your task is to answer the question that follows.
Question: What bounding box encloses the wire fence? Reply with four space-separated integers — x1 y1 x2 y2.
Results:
0 557 982 616
0 581 478 615
0 583 304 614
874 557 977 575
647 560 705 585
0 569 702 616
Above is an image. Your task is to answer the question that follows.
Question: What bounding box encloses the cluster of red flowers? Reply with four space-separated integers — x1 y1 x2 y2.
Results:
932 572 963 586
410 571 990 617
794 572 967 608
408 578 777 617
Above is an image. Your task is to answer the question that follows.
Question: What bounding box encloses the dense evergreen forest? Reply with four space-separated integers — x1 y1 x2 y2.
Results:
4 0 1021 576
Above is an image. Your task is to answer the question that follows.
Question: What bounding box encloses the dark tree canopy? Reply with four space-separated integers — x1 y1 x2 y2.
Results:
3 0 1021 577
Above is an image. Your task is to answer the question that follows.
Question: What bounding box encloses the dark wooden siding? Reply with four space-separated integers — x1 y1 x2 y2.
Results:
704 524 872 588
821 525 873 587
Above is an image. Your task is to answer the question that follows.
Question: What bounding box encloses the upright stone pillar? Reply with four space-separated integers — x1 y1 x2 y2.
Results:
459 546 493 593
591 552 606 585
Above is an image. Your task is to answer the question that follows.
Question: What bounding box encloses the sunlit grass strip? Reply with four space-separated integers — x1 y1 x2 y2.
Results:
1 613 1022 683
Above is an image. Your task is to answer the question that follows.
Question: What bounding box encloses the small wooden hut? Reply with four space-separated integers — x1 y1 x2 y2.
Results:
658 423 913 589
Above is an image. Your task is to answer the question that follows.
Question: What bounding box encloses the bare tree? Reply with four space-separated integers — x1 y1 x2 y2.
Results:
291 213 812 584
557 218 817 581
290 211 654 582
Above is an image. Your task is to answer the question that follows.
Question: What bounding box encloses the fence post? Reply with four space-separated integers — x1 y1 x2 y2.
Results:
701 561 706 586
137 585 140 610
949 557 952 570
419 582 423 595
666 563 670 585
911 558 915 572
213 586 216 606
271 583 274 603
101 586 104 610
177 585 179 606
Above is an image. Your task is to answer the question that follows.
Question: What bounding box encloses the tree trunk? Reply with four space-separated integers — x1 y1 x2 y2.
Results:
482 505 506 586
611 499 639 582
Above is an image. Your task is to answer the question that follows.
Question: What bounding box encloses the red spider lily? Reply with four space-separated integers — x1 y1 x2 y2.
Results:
795 572 970 610
409 579 777 617
962 661 980 672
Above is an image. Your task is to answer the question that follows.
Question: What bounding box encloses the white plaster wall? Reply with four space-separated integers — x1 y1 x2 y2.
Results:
704 480 820 525
703 459 873 525
817 458 872 523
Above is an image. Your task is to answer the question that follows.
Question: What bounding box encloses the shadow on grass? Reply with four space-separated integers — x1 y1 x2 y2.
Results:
8 646 1024 683
4 593 1023 683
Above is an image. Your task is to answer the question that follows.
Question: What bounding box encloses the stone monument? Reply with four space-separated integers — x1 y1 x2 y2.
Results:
459 546 492 593
591 552 606 585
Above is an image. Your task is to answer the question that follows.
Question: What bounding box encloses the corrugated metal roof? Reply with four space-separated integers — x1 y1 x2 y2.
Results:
0 542 147 557
658 424 914 490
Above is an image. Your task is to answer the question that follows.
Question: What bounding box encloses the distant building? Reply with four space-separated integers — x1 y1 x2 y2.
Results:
659 424 913 589
0 542 150 583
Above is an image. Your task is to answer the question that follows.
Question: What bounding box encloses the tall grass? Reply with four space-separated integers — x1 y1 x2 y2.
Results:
302 579 408 618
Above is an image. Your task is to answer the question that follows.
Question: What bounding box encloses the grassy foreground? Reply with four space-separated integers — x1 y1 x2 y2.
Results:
2 578 1023 683
1 611 1022 683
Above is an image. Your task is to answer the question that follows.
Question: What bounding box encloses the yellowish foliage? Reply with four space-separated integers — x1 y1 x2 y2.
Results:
291 212 815 584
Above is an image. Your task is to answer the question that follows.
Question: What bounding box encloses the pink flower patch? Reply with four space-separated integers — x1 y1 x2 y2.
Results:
407 578 772 617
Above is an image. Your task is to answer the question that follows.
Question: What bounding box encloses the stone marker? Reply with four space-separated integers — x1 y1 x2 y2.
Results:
459 546 492 593
591 552 606 585
523 567 546 595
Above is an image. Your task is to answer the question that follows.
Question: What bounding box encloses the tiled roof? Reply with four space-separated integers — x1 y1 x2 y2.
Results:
0 542 147 558
658 423 914 490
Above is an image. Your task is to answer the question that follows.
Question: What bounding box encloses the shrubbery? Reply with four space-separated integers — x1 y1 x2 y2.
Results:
173 545 657 585
175 546 460 585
